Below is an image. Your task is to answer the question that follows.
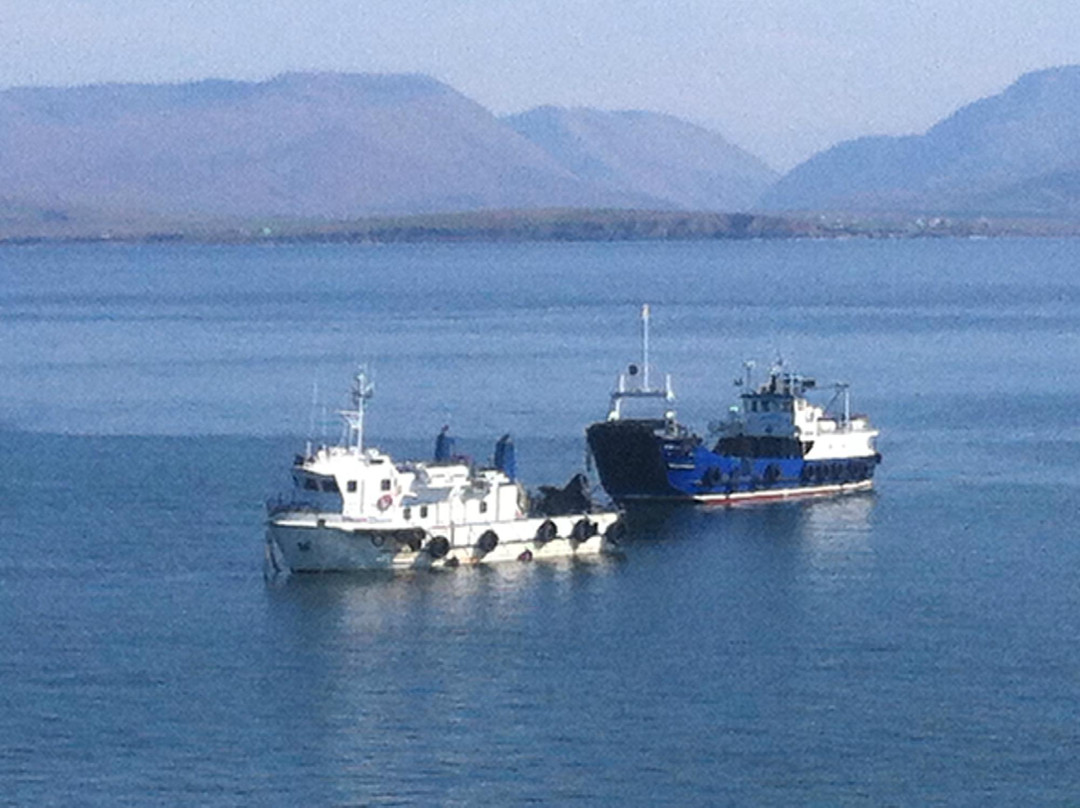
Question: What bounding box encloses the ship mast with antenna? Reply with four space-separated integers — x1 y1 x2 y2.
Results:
641 303 650 390
340 369 374 452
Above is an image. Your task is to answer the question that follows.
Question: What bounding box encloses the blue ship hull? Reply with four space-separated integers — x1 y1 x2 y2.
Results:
587 420 880 504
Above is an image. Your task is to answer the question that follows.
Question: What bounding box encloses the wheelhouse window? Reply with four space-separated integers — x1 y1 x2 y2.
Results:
420 506 428 518
403 507 411 521
304 478 319 491
380 479 391 491
347 480 357 492
321 479 339 493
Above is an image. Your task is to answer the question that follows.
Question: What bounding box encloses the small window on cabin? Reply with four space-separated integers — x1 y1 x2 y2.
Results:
403 507 411 521
304 478 319 491
751 401 758 412
321 479 339 493
420 506 428 518
347 480 357 493
380 479 391 491
479 501 488 514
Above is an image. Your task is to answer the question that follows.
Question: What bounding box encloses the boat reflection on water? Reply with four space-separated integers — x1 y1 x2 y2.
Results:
614 490 877 584
789 492 877 588
265 549 627 634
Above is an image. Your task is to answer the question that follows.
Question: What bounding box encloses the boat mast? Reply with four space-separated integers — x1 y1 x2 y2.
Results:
341 369 374 452
743 360 755 390
641 303 651 390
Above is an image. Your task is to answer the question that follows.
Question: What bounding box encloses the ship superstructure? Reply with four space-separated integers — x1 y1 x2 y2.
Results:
267 370 623 572
586 308 881 504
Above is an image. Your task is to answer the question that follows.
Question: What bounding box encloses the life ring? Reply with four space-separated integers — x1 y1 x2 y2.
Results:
535 519 557 543
477 530 499 555
377 494 393 510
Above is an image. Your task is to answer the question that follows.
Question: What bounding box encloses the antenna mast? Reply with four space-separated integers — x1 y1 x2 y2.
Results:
341 369 374 452
642 303 650 390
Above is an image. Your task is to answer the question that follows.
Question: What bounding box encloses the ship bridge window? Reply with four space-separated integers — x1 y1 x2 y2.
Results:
380 479 391 491
403 507 411 521
304 478 319 491
321 479 340 493
347 480 357 493
751 401 758 412
420 506 428 519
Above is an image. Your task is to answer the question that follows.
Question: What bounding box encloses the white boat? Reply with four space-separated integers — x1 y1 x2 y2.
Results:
265 370 624 573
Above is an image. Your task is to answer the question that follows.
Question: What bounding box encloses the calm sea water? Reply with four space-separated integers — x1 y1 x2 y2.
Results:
3 239 1080 804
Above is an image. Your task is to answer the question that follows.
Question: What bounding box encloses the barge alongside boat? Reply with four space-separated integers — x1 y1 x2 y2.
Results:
586 306 881 505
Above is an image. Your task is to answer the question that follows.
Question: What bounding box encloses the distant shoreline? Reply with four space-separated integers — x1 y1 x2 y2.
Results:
3 208 1079 246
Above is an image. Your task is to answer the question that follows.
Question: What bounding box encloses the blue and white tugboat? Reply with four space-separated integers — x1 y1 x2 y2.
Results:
586 306 881 505
266 370 624 573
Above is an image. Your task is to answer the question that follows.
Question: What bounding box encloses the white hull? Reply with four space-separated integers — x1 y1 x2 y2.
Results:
266 511 621 573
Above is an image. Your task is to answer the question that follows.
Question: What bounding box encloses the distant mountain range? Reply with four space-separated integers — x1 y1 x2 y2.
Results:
505 106 776 212
0 72 773 222
760 66 1080 216
3 66 1080 233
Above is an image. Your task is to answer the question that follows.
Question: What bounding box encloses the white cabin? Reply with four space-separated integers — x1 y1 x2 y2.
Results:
713 364 879 461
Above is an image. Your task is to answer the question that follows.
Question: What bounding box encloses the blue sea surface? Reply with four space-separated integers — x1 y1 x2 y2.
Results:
3 238 1080 804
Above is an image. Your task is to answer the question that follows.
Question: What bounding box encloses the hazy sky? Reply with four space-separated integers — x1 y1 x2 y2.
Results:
2 0 1079 169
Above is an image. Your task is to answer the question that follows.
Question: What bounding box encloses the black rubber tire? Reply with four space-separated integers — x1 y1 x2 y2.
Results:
477 530 499 554
535 519 557 543
571 518 595 542
426 535 450 559
604 519 627 545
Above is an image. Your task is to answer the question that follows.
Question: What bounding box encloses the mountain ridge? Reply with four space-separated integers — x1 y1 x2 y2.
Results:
504 105 777 211
0 72 769 220
760 65 1080 214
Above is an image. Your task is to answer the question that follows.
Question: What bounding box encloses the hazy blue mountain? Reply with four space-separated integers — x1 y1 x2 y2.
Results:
0 73 659 218
761 66 1080 215
505 106 777 211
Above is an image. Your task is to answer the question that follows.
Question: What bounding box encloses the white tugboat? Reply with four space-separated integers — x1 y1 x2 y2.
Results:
265 370 624 573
